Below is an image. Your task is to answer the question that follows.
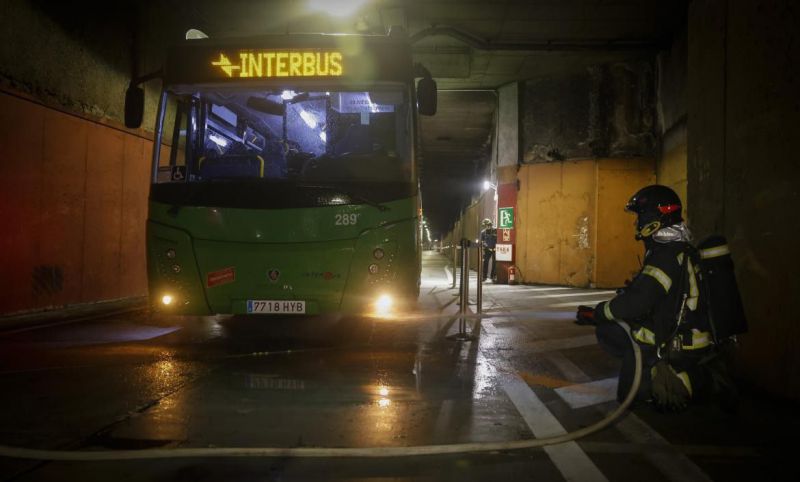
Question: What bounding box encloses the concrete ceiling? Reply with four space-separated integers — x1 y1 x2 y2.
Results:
156 0 686 235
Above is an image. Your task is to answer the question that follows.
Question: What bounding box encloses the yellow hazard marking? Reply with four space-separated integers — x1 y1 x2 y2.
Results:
518 371 573 389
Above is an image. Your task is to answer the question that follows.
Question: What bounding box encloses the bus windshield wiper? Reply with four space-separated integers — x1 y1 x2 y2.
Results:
296 183 390 212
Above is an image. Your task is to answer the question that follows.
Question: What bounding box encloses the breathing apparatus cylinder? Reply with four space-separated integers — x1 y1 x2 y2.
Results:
696 235 748 343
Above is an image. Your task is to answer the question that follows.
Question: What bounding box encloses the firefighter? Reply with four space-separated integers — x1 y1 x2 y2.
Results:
576 185 718 411
480 219 497 282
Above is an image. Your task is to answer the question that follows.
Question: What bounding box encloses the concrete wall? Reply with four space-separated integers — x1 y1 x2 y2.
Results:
687 0 800 399
497 82 519 169
515 159 654 288
0 91 151 314
657 24 689 218
521 62 655 163
0 1 133 125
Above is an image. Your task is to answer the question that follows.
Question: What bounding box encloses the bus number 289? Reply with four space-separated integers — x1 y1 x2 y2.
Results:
335 213 359 226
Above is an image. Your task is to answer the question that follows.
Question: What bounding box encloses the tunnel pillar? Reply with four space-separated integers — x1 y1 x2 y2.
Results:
493 82 520 284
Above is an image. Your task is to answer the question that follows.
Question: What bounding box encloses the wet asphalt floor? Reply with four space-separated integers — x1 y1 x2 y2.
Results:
0 251 795 481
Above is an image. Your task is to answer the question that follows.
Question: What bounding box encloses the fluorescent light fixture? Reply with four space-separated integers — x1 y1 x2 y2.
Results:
185 28 209 40
307 0 369 17
208 133 228 147
281 90 297 100
299 109 318 128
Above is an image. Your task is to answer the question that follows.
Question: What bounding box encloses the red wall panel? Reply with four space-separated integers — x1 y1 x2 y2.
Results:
0 91 151 315
40 109 88 307
0 94 44 312
82 123 124 301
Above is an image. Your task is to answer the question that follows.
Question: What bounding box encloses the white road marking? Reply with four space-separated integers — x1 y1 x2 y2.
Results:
516 286 580 292
526 334 598 353
528 291 616 299
443 265 453 284
545 353 713 482
503 375 608 482
612 412 713 482
548 300 613 308
554 378 618 409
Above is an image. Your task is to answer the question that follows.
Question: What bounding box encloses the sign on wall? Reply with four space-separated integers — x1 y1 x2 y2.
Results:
499 207 514 229
496 243 513 261
501 229 511 242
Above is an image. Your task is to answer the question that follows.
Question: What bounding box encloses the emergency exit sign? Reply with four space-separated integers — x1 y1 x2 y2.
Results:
499 207 514 229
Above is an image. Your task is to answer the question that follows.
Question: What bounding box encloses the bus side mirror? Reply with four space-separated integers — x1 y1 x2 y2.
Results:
125 84 145 128
417 77 437 116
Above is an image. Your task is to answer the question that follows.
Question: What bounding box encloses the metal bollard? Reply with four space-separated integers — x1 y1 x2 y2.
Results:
452 242 458 289
459 238 470 316
476 240 483 314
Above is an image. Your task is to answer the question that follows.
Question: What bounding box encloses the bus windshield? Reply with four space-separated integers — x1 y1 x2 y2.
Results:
159 87 411 185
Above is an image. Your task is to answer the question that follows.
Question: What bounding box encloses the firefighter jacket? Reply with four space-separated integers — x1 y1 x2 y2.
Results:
480 228 497 250
594 241 713 351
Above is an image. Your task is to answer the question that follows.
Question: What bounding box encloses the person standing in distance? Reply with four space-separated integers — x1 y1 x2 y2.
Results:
480 218 497 282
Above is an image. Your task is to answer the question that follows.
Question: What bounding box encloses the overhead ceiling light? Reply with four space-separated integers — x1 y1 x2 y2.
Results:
185 29 209 40
307 0 369 18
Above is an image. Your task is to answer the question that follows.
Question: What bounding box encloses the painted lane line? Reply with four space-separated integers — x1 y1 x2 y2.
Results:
612 412 713 482
503 375 608 482
527 291 617 299
548 300 615 308
554 378 619 409
544 354 712 482
514 286 580 292
443 265 454 284
525 334 598 353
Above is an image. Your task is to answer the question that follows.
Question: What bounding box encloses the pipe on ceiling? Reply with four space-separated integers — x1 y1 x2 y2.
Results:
409 25 662 52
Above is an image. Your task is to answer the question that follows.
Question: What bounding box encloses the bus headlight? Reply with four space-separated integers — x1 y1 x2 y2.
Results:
375 294 393 315
368 263 379 274
165 248 176 259
373 248 385 260
161 294 174 306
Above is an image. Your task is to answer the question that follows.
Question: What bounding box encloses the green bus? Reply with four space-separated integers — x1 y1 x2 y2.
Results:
125 30 436 317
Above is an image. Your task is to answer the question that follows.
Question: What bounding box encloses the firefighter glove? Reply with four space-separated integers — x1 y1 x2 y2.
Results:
575 305 596 326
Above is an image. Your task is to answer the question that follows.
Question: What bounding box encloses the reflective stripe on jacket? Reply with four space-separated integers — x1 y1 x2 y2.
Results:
594 241 711 348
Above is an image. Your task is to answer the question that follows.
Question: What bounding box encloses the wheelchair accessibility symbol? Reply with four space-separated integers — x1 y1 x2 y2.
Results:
171 166 186 181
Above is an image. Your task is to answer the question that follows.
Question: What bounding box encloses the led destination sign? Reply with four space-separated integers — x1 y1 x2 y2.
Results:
211 50 344 78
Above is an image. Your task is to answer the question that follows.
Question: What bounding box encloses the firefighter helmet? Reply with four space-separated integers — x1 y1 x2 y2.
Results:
625 185 683 240
481 218 493 227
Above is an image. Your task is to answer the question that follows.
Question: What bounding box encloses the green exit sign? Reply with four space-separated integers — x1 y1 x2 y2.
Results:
498 207 514 229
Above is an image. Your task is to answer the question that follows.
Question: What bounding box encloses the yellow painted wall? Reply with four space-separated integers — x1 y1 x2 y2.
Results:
516 159 654 288
657 140 688 221
594 159 656 287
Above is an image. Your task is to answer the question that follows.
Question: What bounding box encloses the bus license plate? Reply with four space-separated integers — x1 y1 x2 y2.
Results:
247 300 306 314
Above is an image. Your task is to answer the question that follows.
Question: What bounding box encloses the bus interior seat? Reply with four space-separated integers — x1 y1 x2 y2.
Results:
198 155 265 179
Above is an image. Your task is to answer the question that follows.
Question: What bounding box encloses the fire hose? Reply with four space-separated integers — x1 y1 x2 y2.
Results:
0 321 640 461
